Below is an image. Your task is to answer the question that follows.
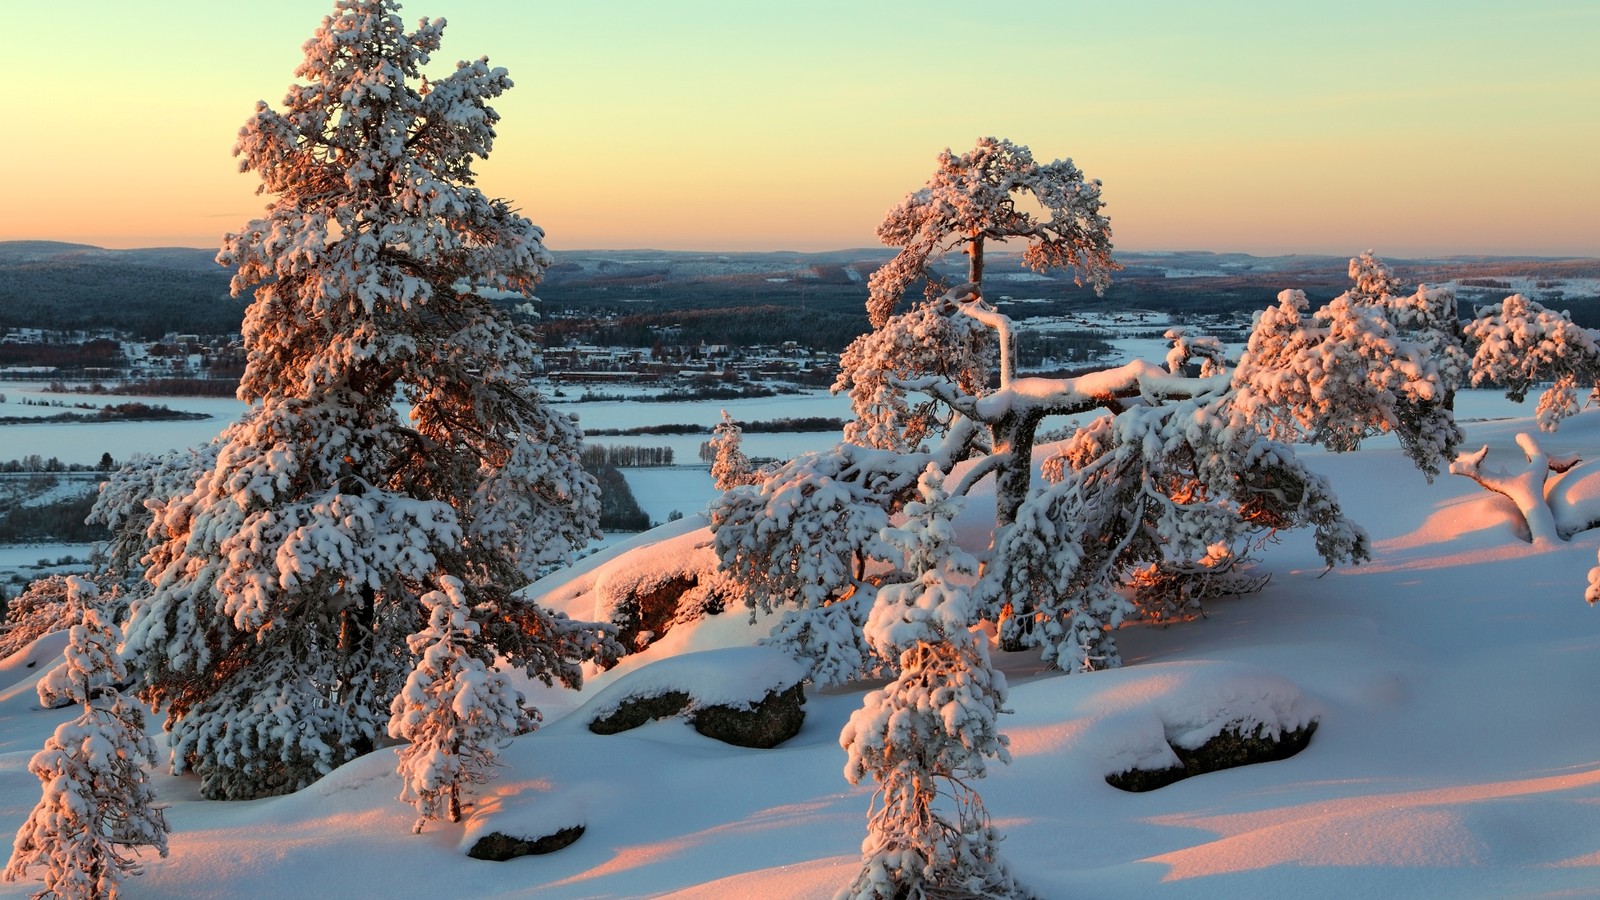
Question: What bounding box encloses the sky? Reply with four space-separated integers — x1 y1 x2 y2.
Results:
1 0 1595 257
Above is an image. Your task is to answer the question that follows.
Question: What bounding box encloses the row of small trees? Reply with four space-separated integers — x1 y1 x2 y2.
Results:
0 453 117 473
579 443 675 469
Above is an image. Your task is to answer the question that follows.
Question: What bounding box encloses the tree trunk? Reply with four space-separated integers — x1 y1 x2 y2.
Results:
338 583 378 756
990 409 1042 528
992 407 1044 653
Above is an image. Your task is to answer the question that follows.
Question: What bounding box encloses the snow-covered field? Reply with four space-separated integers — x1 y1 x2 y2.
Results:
5 399 1600 897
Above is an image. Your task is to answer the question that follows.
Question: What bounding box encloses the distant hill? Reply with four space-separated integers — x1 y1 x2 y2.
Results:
0 242 241 339
2 241 1596 347
0 242 221 270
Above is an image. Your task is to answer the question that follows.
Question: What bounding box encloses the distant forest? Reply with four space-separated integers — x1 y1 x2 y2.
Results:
0 257 246 339
4 242 1598 347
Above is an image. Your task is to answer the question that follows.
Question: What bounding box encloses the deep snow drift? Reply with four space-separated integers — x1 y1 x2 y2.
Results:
6 405 1600 899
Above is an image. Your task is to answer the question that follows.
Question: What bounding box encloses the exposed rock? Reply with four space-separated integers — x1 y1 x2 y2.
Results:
585 683 807 749
564 527 728 666
1106 720 1317 792
610 573 698 654
582 647 809 747
690 683 806 748
587 690 692 735
467 825 585 861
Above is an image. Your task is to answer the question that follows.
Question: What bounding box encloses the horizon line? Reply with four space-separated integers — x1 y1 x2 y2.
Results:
2 238 1596 263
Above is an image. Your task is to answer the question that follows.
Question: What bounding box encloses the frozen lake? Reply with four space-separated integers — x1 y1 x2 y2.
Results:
0 387 248 466
0 381 846 573
0 382 851 470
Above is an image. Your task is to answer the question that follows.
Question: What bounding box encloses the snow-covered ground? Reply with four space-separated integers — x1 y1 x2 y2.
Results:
0 322 1595 899
6 401 1600 897
617 467 717 526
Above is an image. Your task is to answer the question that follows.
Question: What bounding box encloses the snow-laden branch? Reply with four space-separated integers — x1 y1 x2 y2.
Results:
1448 433 1578 546
1465 294 1600 432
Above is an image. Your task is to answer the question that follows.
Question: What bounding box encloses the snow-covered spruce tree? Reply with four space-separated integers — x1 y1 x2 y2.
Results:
865 137 1118 329
4 578 168 900
122 0 613 801
388 576 524 832
708 410 759 490
839 466 1025 900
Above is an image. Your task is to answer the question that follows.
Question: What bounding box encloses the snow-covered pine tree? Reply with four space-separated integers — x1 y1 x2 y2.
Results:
1 447 219 663
1227 285 1461 480
713 144 1456 679
122 0 614 801
841 137 1113 461
840 466 1024 900
4 578 168 900
1345 251 1469 416
1449 284 1600 599
835 299 995 454
865 137 1119 329
1346 249 1406 302
710 423 987 686
388 576 525 832
87 444 222 596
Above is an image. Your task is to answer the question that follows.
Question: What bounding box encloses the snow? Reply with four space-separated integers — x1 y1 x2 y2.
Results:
0 632 70 698
8 478 94 510
619 467 716 525
579 646 806 722
1550 460 1600 537
538 523 719 627
9 403 1600 897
